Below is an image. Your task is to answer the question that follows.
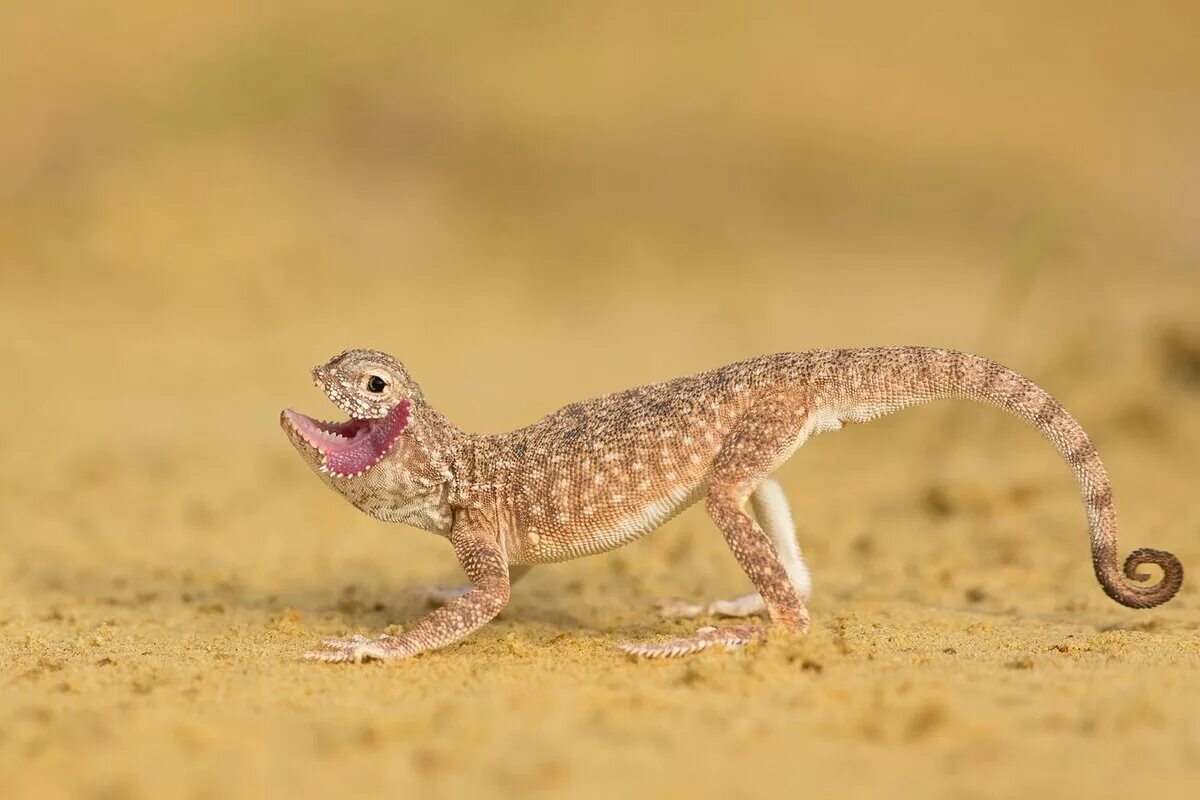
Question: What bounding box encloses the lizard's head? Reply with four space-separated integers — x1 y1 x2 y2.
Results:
280 349 423 479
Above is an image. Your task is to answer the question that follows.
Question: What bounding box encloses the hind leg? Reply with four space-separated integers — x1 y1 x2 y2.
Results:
752 477 813 602
654 476 812 619
622 397 812 658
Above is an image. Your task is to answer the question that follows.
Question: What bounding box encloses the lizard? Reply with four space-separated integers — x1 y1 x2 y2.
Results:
279 347 1183 662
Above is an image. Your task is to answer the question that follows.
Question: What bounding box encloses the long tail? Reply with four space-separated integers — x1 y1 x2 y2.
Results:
819 347 1183 608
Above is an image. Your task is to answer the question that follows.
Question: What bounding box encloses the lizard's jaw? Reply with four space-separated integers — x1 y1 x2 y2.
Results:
280 399 411 478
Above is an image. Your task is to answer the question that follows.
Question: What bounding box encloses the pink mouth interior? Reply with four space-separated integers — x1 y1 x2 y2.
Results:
283 399 411 478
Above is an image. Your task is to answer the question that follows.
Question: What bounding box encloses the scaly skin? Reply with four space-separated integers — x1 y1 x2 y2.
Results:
280 347 1183 662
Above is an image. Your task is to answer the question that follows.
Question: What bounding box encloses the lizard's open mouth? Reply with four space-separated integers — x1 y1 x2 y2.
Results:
281 399 411 478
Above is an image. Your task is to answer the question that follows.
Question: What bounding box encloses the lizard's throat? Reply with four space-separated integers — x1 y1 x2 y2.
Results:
281 399 411 478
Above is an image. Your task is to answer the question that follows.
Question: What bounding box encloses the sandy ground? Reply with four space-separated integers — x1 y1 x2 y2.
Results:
2 3 1200 798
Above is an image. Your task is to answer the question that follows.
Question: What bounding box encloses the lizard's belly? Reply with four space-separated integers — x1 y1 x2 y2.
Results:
511 480 708 563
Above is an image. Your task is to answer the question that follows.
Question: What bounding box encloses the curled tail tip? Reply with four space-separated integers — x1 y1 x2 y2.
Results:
1103 548 1184 609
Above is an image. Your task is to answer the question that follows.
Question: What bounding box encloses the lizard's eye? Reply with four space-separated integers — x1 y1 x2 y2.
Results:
366 375 387 393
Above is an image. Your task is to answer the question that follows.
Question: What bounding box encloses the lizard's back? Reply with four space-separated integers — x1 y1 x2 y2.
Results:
495 352 816 562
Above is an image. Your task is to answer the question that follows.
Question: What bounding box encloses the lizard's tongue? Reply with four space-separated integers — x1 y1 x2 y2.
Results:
283 399 411 478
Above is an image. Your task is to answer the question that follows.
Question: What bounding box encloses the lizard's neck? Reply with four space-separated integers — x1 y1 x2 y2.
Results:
335 402 478 534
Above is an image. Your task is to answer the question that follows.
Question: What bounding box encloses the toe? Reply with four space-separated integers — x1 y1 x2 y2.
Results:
619 626 764 659
303 647 350 662
619 636 717 658
320 634 370 650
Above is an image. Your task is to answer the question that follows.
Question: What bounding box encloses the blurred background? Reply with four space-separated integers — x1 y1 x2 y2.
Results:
2 2 1198 799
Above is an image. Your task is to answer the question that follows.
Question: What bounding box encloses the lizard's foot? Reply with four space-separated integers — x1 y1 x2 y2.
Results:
408 584 471 608
653 592 766 620
303 634 405 663
618 625 764 659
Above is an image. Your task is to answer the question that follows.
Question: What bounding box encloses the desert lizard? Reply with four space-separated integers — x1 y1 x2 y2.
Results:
280 347 1183 662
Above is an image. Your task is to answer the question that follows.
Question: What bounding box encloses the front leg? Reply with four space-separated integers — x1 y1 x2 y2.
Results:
305 514 511 663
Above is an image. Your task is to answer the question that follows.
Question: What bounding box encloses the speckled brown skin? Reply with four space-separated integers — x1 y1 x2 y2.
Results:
282 347 1183 662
